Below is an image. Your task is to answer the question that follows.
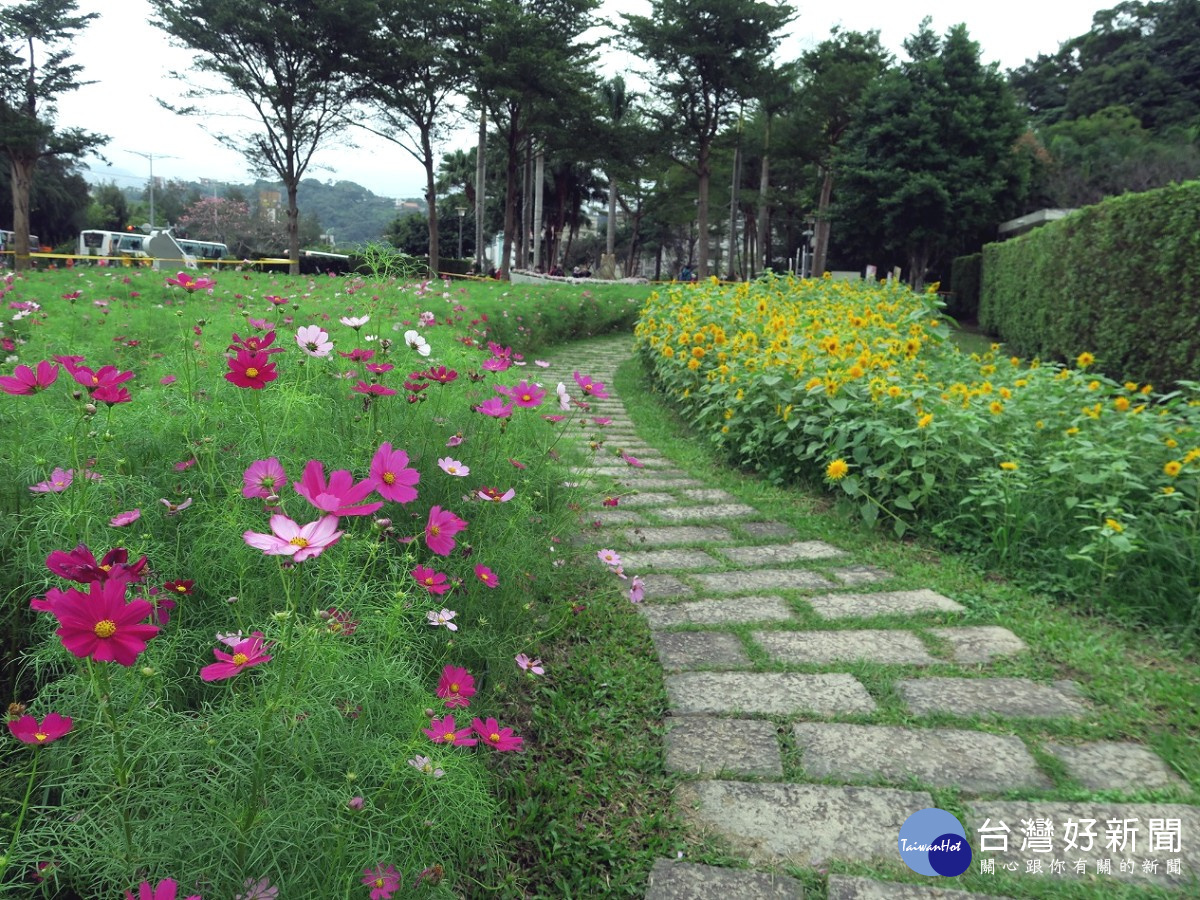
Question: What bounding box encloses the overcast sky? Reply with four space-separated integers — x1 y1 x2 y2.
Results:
56 0 1104 200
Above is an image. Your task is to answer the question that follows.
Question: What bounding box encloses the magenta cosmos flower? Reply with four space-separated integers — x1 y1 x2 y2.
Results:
8 712 73 745
412 565 451 595
495 379 546 408
482 356 511 372
0 360 59 395
424 713 476 746
352 381 397 397
472 716 523 752
200 631 273 682
52 578 160 666
473 564 499 588
225 349 278 389
362 865 400 900
165 271 214 293
47 544 146 584
295 324 332 357
369 443 420 503
437 664 476 708
242 457 287 500
110 509 141 527
243 514 343 561
474 396 513 418
29 467 74 493
294 459 383 517
477 486 515 503
124 878 201 900
573 371 609 398
425 506 467 556
69 363 134 394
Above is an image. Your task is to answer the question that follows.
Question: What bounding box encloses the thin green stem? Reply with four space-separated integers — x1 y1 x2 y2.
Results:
0 751 39 883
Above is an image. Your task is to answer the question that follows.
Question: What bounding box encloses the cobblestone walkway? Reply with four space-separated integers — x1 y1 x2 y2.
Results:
564 337 1198 899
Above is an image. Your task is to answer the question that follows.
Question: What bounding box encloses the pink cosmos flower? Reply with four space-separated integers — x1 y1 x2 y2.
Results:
52 578 160 666
0 360 59 395
629 575 645 604
424 713 476 745
592 417 612 426
353 380 397 396
495 379 546 408
573 371 609 398
426 608 458 631
200 631 273 682
362 865 401 900
235 877 277 900
474 396 513 418
437 665 476 708
369 443 420 503
30 467 74 493
515 653 544 675
8 712 72 745
225 350 278 389
70 363 134 394
110 509 141 527
446 434 465 448
160 497 193 515
509 458 526 469
124 878 201 900
407 755 444 778
621 451 645 468
174 458 197 472
413 565 451 595
603 497 619 507
365 362 394 374
542 414 566 422
474 564 499 588
242 458 287 500
340 315 370 329
160 375 177 386
477 486 515 503
438 457 469 477
243 514 343 561
324 607 358 635
597 548 622 568
481 356 511 372
296 324 333 357
165 272 215 293
425 506 467 556
339 347 375 362
534 360 550 367
294 459 384 517
426 365 458 384
472 716 523 752
555 382 571 410
94 384 132 406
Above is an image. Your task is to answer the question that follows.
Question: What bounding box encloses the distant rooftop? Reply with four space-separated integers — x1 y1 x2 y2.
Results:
998 208 1077 238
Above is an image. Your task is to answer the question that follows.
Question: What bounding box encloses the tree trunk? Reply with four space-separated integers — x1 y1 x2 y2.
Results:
475 106 487 272
727 139 740 281
286 179 300 276
757 116 771 275
422 127 439 277
812 166 834 278
533 147 545 270
501 121 520 280
696 143 711 278
606 173 617 256
10 156 35 272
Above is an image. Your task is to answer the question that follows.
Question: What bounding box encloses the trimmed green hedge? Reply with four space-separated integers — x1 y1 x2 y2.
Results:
980 181 1200 387
948 253 982 320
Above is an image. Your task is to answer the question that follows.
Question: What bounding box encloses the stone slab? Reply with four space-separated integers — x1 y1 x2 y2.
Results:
677 488 741 503
827 875 1012 900
646 859 803 900
965 800 1200 888
793 723 1052 793
640 574 695 599
929 627 1028 664
753 630 938 666
618 491 682 508
656 503 760 522
621 548 725 571
691 569 836 594
640 596 796 628
828 565 893 587
1044 742 1186 792
582 509 644 526
896 677 1088 719
623 476 706 489
717 541 847 566
590 466 654 478
624 525 736 546
652 631 752 670
738 522 797 539
666 672 877 716
665 717 783 777
677 781 934 866
807 590 966 620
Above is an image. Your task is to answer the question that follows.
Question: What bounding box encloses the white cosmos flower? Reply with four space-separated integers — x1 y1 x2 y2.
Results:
404 329 431 356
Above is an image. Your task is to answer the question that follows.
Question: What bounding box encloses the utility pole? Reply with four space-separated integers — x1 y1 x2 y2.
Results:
127 151 179 230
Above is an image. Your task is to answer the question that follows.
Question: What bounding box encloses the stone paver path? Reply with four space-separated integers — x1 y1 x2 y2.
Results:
566 338 1198 898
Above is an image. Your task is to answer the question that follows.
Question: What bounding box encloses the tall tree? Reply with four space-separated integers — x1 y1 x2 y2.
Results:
796 29 891 277
835 21 1027 287
622 0 795 278
599 76 633 263
148 0 374 274
353 0 471 275
0 0 107 269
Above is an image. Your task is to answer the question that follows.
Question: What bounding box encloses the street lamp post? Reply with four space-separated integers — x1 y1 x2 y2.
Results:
456 206 467 260
801 214 816 278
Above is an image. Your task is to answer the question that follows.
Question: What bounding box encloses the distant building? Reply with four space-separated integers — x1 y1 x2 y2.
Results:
998 209 1076 239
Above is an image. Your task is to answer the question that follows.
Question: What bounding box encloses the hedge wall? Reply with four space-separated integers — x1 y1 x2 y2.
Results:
948 253 982 320
980 180 1200 387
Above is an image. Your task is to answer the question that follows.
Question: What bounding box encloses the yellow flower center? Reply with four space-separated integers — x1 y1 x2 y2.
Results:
430 525 441 536
382 471 396 484
521 393 532 402
443 731 455 741
94 619 117 638
374 879 384 888
175 585 187 593
289 536 309 548
99 564 112 571
450 682 459 693
489 732 500 743
424 577 434 585
245 367 259 378
34 731 48 742
232 652 249 666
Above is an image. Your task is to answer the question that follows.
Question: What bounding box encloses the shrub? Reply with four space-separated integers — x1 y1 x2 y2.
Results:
948 253 982 320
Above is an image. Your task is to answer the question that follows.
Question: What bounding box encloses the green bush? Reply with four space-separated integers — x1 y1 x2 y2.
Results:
948 253 982 320
980 180 1200 387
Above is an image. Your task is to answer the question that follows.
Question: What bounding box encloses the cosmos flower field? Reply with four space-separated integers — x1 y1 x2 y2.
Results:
0 265 645 897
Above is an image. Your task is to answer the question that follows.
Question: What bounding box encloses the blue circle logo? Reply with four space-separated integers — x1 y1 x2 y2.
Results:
898 808 972 877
